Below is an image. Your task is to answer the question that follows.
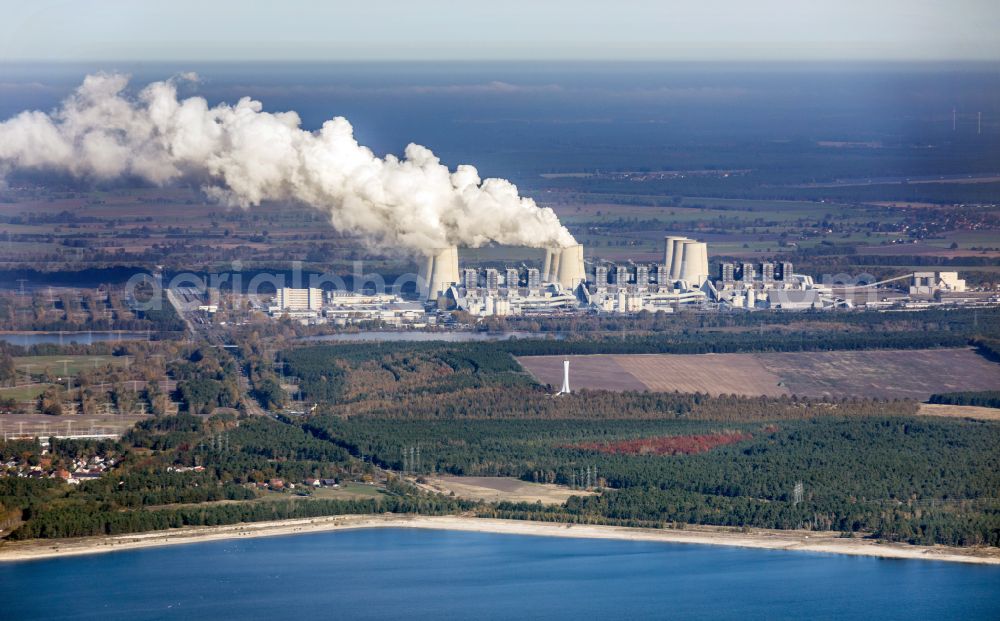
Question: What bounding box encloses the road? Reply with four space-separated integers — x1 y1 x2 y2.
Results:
167 288 267 416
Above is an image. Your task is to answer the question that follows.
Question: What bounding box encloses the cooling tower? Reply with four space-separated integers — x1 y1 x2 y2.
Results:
678 241 709 285
542 248 556 282
419 254 434 297
421 246 460 300
694 242 710 282
663 236 688 278
669 239 689 280
548 248 562 283
555 244 586 289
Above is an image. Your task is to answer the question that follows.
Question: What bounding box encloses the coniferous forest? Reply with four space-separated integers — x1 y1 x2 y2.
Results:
2 339 998 549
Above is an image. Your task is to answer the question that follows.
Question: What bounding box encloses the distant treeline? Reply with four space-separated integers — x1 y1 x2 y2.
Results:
497 331 971 357
972 337 1000 363
928 391 1000 409
834 255 1000 268
9 496 472 540
501 306 1000 337
288 331 972 367
539 173 1000 205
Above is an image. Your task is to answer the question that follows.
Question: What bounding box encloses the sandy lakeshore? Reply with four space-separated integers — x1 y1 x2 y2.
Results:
1 515 998 565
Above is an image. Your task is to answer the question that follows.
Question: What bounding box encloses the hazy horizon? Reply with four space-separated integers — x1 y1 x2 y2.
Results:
2 1 998 62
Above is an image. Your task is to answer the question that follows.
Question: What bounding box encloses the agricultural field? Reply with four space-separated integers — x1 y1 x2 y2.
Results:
12 355 125 379
0 187 410 275
517 348 1000 400
0 383 52 401
307 483 385 500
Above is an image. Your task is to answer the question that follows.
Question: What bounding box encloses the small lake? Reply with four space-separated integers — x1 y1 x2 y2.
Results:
0 332 151 346
1 528 997 620
303 330 566 343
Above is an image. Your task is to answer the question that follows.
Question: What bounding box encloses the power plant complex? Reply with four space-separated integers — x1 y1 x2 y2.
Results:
423 235 845 317
261 236 987 326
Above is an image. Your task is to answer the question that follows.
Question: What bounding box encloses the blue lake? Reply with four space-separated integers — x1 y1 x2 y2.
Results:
2 528 998 620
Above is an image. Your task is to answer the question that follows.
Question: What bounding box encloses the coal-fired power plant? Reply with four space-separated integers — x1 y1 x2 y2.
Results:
272 230 850 324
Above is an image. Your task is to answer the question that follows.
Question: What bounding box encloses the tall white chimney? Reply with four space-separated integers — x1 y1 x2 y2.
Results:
559 359 571 394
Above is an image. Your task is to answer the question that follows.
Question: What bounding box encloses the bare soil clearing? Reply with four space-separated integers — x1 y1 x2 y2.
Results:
418 476 593 504
917 403 1000 421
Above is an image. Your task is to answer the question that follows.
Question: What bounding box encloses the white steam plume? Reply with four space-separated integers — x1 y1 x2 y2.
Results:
0 73 576 254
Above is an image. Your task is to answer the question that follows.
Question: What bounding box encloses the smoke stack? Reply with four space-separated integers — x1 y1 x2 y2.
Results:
421 246 459 300
555 244 586 289
559 359 571 395
663 236 687 279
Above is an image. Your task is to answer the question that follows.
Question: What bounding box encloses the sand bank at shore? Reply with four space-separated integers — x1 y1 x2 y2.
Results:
1 514 998 565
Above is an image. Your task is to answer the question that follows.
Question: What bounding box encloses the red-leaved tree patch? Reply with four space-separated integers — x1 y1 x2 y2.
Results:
568 432 752 456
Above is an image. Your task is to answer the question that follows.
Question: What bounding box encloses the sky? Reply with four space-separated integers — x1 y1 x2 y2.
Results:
0 0 998 62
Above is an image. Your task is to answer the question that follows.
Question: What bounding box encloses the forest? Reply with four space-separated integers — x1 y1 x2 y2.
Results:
277 340 1000 547
302 415 1000 547
3 337 999 548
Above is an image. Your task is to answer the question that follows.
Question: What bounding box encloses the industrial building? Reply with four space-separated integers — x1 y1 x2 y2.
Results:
264 237 990 327
453 235 856 315
711 259 843 310
323 291 425 327
269 287 324 318
910 272 966 296
456 237 714 317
